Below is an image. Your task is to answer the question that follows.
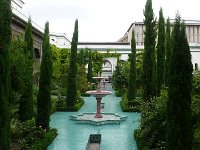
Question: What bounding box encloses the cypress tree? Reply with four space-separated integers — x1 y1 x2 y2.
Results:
19 17 34 121
127 29 136 105
78 49 84 65
36 22 52 129
66 20 78 107
156 8 165 95
142 0 157 101
166 14 193 150
87 49 93 82
0 0 11 149
165 18 172 85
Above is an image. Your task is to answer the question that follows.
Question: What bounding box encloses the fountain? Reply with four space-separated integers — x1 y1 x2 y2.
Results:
70 77 127 125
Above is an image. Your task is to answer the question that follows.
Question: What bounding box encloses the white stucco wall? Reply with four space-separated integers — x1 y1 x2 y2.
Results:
191 51 200 70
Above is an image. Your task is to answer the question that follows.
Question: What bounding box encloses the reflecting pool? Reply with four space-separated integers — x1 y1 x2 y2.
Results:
48 84 140 150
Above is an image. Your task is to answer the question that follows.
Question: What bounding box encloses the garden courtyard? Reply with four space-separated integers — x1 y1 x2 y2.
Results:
48 84 140 150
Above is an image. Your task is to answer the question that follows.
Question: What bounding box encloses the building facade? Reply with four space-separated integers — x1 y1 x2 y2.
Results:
118 20 200 70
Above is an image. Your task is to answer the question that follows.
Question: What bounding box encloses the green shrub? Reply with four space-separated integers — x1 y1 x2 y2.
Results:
115 88 126 97
56 97 66 111
81 92 91 97
51 89 59 95
192 95 200 149
66 97 84 111
134 89 167 150
51 97 58 114
11 119 47 150
30 128 57 150
120 92 142 112
58 87 67 96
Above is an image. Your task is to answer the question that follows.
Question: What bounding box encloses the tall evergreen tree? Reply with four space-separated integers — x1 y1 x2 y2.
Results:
166 14 193 150
19 17 34 121
142 0 157 101
127 29 136 105
165 18 172 85
36 22 52 129
66 20 78 107
156 8 166 95
78 49 84 65
87 49 93 82
0 0 11 149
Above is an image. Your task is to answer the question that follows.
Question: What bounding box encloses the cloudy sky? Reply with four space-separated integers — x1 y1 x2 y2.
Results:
22 0 200 42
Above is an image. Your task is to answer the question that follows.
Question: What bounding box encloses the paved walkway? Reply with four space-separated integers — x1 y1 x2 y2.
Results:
48 84 140 150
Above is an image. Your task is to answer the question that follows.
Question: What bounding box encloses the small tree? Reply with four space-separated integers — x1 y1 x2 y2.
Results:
0 0 11 149
66 20 78 107
156 8 165 95
19 17 34 122
127 29 136 106
36 22 52 129
166 14 193 150
142 0 157 101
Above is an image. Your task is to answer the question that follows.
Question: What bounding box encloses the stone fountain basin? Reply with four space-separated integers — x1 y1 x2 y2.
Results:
70 113 127 126
86 90 112 98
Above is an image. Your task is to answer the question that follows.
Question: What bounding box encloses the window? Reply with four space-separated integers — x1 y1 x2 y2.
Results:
34 48 40 59
195 63 198 70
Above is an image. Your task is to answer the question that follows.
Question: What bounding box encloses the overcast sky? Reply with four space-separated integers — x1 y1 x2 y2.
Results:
22 0 200 42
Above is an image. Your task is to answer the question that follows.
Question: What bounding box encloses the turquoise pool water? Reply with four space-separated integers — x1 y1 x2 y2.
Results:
48 85 140 150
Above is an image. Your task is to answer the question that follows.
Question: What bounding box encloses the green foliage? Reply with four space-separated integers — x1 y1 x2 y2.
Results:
10 35 26 119
51 45 62 82
191 71 200 149
11 119 57 150
156 8 166 96
30 128 57 150
165 18 172 86
101 49 121 58
92 51 103 76
77 65 88 95
134 89 167 149
59 96 84 112
66 20 78 107
78 48 88 65
127 29 137 105
136 51 144 89
0 0 12 149
11 119 44 149
115 88 126 97
19 17 34 122
36 22 52 130
192 70 200 95
167 14 193 149
87 49 93 82
113 58 127 92
51 97 58 114
120 92 142 112
142 0 157 102
56 96 66 111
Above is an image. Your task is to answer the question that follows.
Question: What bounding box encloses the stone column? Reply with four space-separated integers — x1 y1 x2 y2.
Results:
95 97 103 118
